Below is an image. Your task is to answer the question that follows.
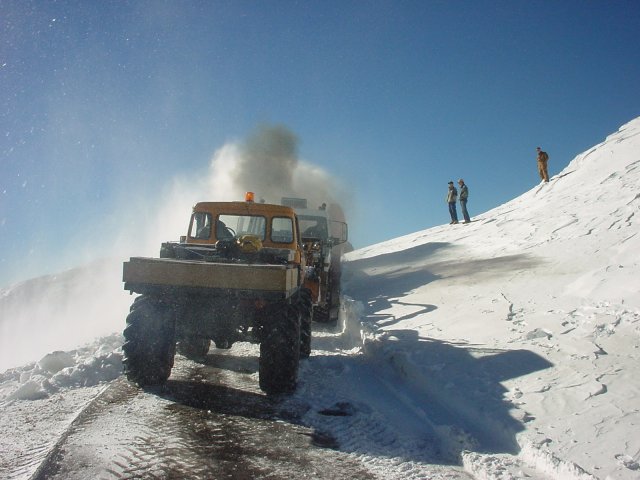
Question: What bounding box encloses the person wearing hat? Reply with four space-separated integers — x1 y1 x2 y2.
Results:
536 147 549 182
458 179 471 223
446 181 459 224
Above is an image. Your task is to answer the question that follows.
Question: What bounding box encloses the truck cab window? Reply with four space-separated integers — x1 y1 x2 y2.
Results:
190 212 212 239
218 214 266 240
271 217 294 243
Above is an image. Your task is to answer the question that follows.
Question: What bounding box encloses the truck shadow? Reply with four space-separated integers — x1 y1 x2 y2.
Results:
199 351 259 374
159 378 283 419
153 242 551 467
157 331 552 468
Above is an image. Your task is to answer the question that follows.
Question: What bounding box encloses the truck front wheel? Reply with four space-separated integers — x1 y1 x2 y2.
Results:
259 303 301 395
123 295 176 386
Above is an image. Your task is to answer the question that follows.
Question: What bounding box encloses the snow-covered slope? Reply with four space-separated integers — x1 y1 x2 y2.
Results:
1 117 639 480
342 116 640 479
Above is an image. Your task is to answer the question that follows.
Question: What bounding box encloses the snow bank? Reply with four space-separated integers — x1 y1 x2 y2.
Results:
0 334 123 402
342 117 640 479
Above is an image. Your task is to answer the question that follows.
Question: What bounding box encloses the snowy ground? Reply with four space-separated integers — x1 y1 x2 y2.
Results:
1 117 639 479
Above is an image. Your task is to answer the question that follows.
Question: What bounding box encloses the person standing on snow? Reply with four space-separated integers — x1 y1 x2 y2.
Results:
447 181 459 224
458 179 471 223
536 147 549 182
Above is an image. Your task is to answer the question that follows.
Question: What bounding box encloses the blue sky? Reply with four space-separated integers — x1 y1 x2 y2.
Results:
1 0 639 286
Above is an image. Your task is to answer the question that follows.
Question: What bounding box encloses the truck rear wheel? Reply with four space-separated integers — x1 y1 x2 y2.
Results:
123 295 176 387
259 303 301 395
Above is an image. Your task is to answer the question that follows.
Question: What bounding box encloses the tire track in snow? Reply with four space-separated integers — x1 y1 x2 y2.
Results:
29 355 379 480
28 378 138 480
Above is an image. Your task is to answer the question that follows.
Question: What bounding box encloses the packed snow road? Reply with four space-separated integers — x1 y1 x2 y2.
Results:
26 325 476 480
31 353 376 480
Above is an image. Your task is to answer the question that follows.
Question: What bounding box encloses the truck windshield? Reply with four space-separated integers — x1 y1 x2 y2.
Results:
218 214 266 240
271 217 294 243
299 215 328 239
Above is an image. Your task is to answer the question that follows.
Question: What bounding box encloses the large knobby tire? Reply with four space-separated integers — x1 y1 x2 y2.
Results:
177 337 210 359
298 288 313 359
259 302 301 395
123 295 177 387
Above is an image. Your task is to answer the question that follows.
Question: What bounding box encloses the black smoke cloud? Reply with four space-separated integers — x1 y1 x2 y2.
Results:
234 124 298 201
227 124 345 210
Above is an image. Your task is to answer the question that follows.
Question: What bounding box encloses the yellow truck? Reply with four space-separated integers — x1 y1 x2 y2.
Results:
122 194 312 395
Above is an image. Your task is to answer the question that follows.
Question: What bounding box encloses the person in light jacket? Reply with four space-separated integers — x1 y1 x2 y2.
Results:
458 179 470 223
447 181 458 224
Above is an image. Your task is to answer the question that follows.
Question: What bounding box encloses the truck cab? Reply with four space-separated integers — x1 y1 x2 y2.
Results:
187 201 301 250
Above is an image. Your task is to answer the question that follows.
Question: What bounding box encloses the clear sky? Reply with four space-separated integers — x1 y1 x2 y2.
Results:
1 0 639 287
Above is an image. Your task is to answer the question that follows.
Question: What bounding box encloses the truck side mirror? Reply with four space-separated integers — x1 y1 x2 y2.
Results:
329 221 348 245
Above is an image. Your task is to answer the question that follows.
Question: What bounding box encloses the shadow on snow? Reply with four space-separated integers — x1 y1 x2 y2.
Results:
148 242 551 468
367 330 552 456
331 241 553 459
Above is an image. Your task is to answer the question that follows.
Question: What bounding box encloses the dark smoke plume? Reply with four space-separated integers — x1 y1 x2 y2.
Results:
227 124 344 209
234 125 298 201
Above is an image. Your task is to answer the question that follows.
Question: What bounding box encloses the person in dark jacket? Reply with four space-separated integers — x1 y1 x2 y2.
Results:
536 147 549 182
446 181 458 224
458 179 471 223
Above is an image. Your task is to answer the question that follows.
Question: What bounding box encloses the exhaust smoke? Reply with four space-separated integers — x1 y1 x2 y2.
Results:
214 123 347 210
